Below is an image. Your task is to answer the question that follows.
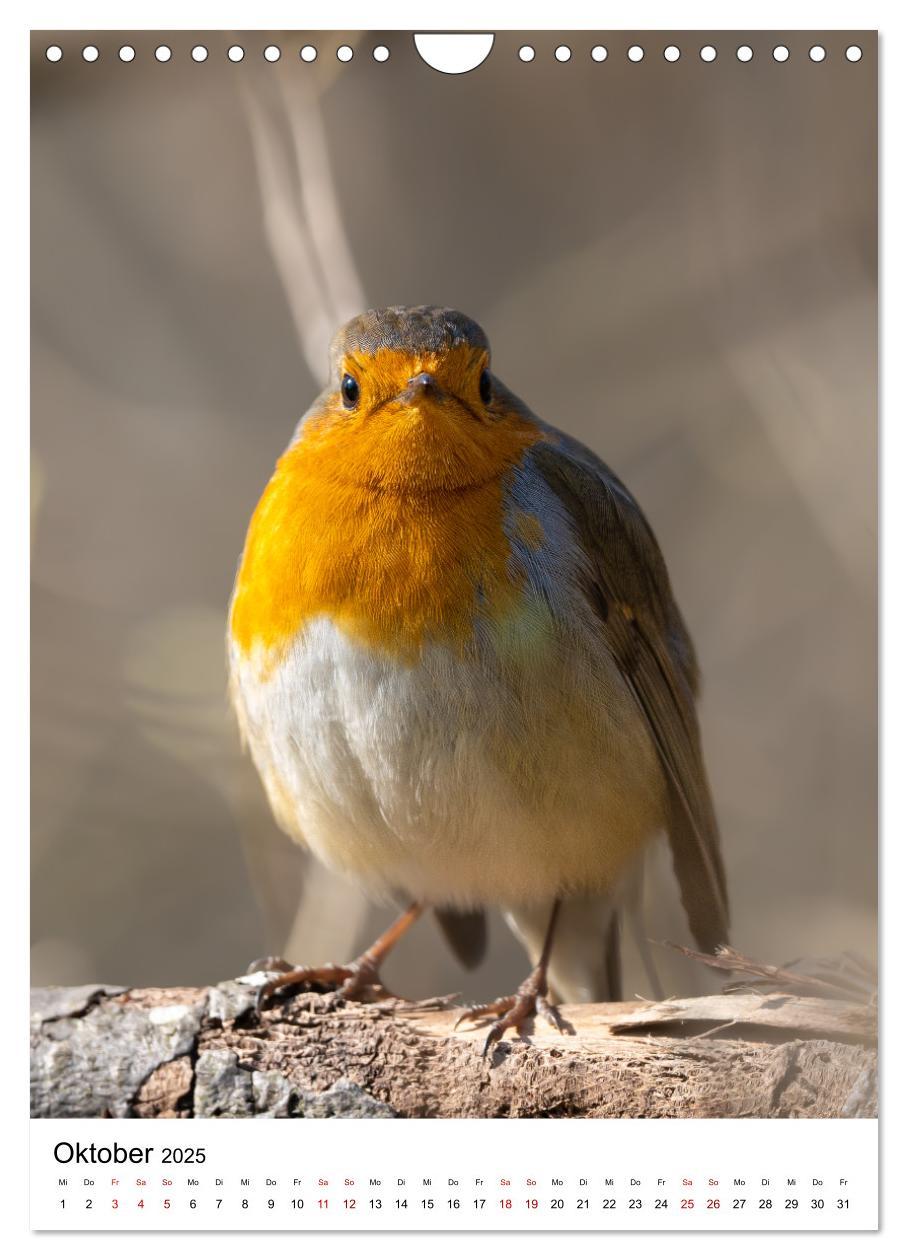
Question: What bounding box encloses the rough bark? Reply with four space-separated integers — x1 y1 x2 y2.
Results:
31 979 877 1120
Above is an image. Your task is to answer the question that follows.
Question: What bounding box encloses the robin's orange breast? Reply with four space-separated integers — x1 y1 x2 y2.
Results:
229 378 542 671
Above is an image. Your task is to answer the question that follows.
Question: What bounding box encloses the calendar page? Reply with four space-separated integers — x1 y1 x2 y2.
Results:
29 5 879 1240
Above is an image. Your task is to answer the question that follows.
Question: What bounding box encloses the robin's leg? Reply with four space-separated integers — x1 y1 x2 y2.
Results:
456 900 566 1055
255 902 423 1013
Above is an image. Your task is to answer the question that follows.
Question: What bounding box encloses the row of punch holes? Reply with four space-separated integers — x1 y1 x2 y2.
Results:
45 41 865 66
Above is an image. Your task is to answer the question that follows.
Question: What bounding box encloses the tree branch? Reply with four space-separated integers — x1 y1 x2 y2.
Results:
31 975 876 1120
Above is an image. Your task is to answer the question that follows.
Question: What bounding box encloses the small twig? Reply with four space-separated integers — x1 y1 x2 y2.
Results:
659 943 877 1002
686 1018 739 1041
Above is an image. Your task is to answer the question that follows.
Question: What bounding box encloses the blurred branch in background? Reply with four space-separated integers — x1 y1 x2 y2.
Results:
240 49 372 966
241 47 366 383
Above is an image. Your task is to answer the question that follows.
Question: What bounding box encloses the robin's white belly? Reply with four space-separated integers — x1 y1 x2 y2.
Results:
231 614 666 908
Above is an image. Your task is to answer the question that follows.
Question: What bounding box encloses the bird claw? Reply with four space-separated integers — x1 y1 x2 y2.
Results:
535 992 568 1033
454 996 512 1031
251 905 424 1014
255 957 396 1014
456 971 566 1055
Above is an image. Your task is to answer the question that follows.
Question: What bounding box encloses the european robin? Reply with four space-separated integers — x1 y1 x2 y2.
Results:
228 306 729 1052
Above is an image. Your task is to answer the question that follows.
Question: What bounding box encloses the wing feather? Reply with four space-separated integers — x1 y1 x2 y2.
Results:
529 434 730 950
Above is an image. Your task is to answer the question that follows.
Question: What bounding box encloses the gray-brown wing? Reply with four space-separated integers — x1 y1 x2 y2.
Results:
529 434 730 951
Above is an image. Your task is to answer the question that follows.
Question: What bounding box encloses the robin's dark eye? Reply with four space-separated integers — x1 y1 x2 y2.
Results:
341 373 360 408
479 368 493 405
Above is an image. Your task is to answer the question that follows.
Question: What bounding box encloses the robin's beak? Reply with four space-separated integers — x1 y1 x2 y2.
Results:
400 371 439 403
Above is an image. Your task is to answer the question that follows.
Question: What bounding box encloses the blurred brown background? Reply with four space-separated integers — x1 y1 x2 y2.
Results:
31 31 877 1001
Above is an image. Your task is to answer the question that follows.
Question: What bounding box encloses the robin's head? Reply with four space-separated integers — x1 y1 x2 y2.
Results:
296 306 537 494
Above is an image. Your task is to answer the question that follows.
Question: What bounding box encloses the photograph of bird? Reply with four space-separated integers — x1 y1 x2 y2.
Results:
227 305 729 1054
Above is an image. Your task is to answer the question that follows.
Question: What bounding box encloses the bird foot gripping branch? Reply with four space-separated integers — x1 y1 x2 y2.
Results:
254 959 392 1012
455 979 569 1058
253 903 424 1012
455 900 569 1056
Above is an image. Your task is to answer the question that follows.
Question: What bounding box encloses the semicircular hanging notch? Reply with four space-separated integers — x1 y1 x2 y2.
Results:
413 33 494 74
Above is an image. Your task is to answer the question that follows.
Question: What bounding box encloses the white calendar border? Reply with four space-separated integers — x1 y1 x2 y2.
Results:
5 0 902 1254
28 1116 879 1233
5 0 900 30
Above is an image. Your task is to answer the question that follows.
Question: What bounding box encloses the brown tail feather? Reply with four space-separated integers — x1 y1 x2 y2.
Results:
434 908 487 970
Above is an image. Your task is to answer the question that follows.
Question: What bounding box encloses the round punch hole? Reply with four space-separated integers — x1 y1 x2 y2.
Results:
663 45 681 62
300 45 317 62
809 45 826 62
373 45 390 62
118 45 135 62
628 45 645 62
591 46 607 62
773 45 790 62
700 45 717 62
736 45 754 62
555 45 571 62
337 45 354 62
82 45 99 62
846 45 863 62
45 45 63 62
264 45 281 62
155 46 172 63
191 45 208 62
227 45 245 63
518 45 535 62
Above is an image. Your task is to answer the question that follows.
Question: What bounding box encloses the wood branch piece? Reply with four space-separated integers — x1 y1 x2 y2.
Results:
31 976 877 1120
608 992 875 1043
